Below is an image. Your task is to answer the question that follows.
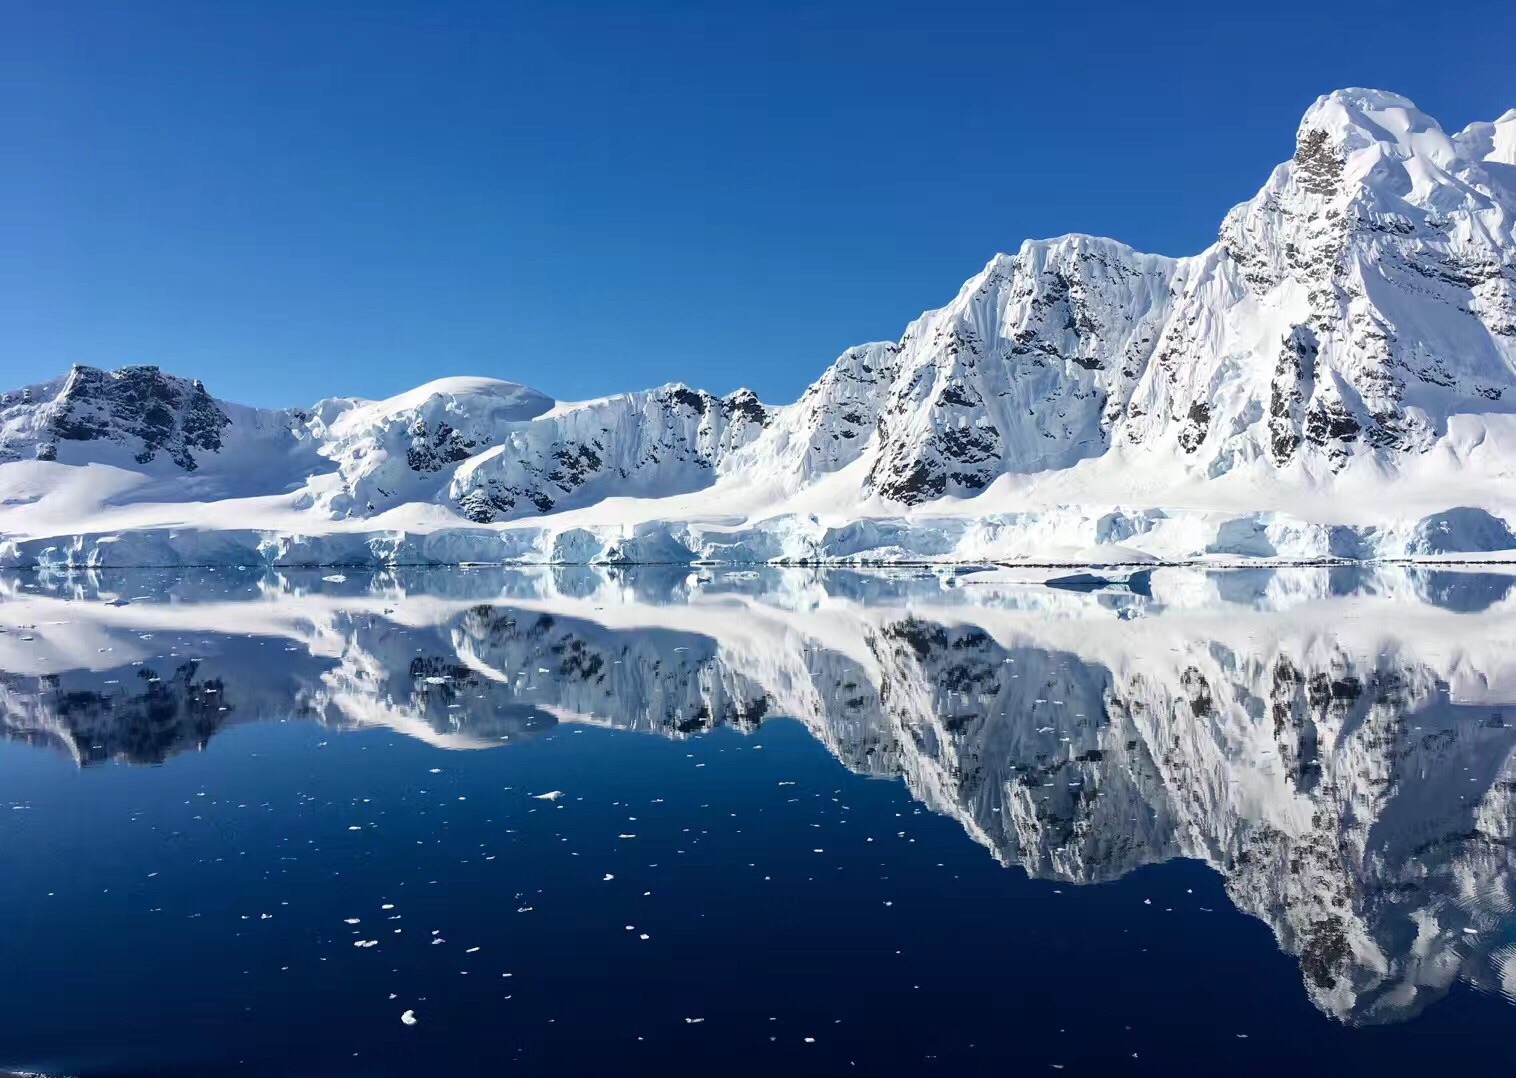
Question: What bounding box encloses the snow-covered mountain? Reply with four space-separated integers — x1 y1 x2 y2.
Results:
4 89 1516 568
5 564 1516 1024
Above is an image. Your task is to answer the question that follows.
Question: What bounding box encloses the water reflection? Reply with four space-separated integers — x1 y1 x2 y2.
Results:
4 564 1516 1026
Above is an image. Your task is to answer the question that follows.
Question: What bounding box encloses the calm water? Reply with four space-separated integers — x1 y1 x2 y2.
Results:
2 565 1516 1075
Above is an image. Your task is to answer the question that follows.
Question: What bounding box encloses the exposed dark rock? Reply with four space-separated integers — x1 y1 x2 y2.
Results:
1304 400 1362 446
42 365 231 471
1293 128 1345 197
406 419 482 473
1177 401 1211 453
1270 325 1318 462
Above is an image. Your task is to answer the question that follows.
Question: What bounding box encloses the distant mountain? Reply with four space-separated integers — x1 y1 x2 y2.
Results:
4 89 1515 567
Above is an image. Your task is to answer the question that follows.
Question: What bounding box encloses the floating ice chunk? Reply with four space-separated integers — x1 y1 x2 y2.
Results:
603 874 614 881
401 1010 417 1026
533 791 565 801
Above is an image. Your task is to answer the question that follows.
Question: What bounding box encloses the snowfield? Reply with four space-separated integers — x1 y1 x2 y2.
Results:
3 88 1515 569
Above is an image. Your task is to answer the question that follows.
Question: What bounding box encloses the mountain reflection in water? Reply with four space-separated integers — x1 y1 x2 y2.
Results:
4 563 1516 1034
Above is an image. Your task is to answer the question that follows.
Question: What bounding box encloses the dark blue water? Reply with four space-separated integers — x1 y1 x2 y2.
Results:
2 567 1515 1075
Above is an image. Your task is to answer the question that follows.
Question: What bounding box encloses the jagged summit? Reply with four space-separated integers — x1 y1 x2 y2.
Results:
3 90 1516 568
1 364 234 470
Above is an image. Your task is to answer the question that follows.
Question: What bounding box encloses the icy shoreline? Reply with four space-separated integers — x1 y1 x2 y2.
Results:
5 503 1513 569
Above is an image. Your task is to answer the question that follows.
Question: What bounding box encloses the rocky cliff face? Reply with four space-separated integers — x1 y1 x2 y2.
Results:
447 384 771 522
860 237 1184 501
0 365 233 470
1127 89 1516 473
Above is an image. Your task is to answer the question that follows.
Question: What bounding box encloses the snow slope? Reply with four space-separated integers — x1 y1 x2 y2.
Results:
3 89 1515 568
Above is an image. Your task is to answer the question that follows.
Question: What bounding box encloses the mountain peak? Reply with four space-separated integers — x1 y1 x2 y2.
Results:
1294 88 1473 194
1305 86 1419 119
1 363 233 471
1299 88 1435 143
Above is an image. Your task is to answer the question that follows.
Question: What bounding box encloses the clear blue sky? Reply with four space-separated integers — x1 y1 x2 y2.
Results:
4 0 1514 408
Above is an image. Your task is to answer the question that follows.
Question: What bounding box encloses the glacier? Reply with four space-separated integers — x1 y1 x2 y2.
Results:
2 88 1515 569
